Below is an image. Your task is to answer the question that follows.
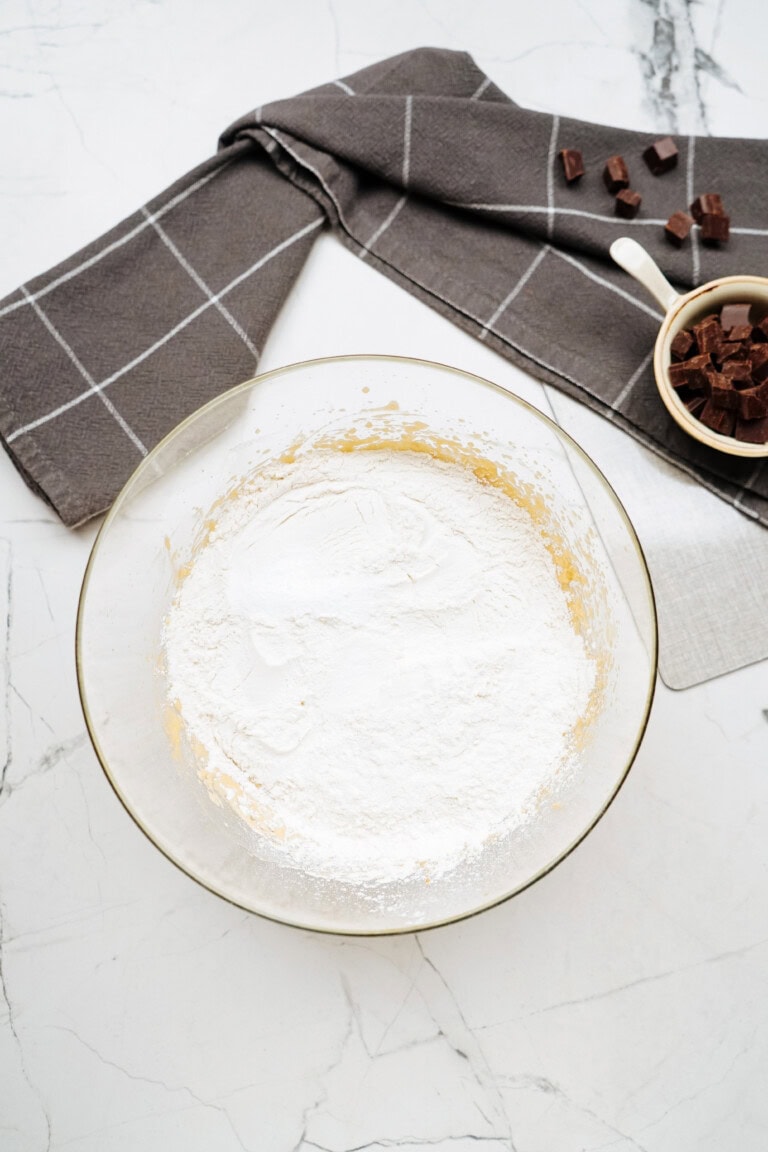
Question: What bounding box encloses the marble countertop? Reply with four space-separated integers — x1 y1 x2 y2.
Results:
1 2 767 1149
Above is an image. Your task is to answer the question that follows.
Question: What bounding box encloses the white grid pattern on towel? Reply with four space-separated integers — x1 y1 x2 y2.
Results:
260 122 759 355
550 247 664 321
479 246 550 340
8 218 322 444
449 200 673 223
403 95 413 188
21 288 148 455
407 234 766 534
141 207 260 359
470 76 491 101
687 134 701 286
0 163 230 322
445 198 768 238
546 115 560 240
359 199 663 333
263 125 397 270
361 195 408 259
612 348 655 410
4 72 764 538
265 127 351 230
354 218 646 426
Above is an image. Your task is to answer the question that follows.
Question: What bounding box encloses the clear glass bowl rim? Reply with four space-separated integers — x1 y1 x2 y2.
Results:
76 353 659 936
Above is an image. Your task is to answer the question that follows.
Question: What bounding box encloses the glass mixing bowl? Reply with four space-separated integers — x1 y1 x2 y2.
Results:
77 355 656 934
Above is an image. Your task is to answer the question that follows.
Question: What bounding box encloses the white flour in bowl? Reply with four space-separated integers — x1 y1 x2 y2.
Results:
163 446 596 885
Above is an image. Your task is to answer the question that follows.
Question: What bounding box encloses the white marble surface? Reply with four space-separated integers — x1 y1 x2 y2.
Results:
1 2 767 1149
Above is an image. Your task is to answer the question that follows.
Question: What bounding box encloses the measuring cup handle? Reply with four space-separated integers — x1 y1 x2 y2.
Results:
609 237 681 314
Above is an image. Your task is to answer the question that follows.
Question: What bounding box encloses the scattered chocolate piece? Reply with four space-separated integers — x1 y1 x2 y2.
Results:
558 148 585 183
701 212 730 244
735 414 768 443
671 329 695 360
643 136 678 175
690 193 724 223
665 211 693 247
615 189 642 219
603 155 629 194
753 317 768 342
720 302 752 331
693 315 722 354
699 399 736 436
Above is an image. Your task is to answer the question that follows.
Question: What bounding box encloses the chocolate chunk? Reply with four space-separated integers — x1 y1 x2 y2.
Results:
693 315 722 354
671 329 695 360
675 383 703 405
751 344 768 382
701 212 730 244
685 394 707 417
699 400 736 436
707 370 740 410
684 351 713 384
714 340 747 367
738 385 768 420
753 316 768 342
665 211 693 247
668 352 711 389
720 358 753 385
603 155 629 194
734 415 768 444
643 136 678 175
668 363 692 389
615 189 642 219
724 323 753 343
690 193 724 223
559 148 585 183
720 302 752 331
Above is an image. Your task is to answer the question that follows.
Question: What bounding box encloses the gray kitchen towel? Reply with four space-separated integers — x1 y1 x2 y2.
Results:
1 47 767 527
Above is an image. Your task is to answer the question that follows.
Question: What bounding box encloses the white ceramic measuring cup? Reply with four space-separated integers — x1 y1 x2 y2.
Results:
610 236 768 458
